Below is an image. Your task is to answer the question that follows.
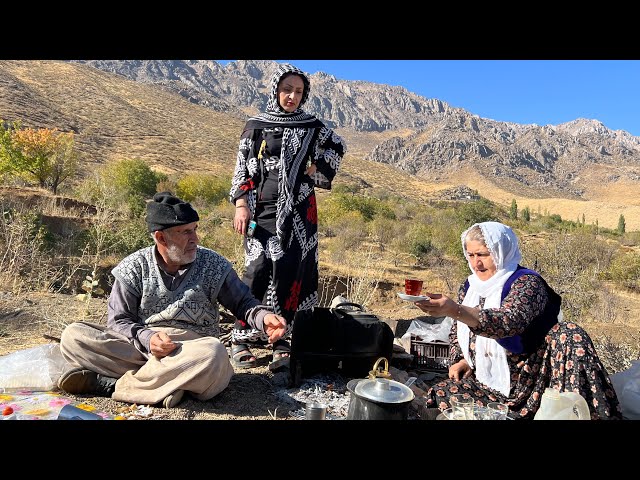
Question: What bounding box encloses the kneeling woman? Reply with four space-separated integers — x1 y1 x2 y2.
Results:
416 221 621 419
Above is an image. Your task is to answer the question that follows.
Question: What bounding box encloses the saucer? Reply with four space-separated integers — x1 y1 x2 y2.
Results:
397 292 430 302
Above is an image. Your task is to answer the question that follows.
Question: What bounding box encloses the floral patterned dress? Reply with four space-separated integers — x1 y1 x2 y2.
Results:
424 274 622 419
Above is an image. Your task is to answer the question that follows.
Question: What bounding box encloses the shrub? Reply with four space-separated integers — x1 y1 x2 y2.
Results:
98 158 167 214
521 231 616 322
405 223 433 263
326 211 369 257
455 198 499 225
0 204 52 290
320 192 395 226
368 216 397 250
607 251 640 292
112 219 152 255
199 222 244 273
176 174 230 206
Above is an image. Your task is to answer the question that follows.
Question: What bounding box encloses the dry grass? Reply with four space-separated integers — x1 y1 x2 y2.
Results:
452 171 640 232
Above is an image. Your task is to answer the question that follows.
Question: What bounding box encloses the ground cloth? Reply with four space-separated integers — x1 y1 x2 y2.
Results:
0 390 124 420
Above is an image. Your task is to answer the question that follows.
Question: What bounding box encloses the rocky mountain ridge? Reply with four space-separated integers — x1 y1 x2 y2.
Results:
71 60 640 200
71 59 459 132
369 116 640 198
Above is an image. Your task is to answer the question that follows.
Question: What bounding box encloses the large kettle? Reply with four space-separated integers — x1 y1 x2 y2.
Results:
346 357 415 420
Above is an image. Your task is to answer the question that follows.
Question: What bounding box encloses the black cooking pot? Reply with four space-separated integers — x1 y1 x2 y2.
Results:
346 377 415 420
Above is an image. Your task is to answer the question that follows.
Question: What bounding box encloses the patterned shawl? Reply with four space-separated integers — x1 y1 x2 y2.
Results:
244 63 324 130
236 63 326 246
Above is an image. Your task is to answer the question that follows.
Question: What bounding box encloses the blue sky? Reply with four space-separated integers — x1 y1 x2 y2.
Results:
220 60 640 137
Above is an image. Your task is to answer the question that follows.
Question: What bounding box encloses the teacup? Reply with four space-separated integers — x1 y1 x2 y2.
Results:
405 279 423 296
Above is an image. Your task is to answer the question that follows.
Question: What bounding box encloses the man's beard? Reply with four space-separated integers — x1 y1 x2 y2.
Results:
166 242 197 265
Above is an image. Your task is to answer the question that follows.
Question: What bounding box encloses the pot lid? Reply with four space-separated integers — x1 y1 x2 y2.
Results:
354 378 415 404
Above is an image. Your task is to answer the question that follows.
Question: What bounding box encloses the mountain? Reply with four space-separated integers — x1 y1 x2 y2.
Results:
71 59 640 201
369 116 640 199
0 60 244 178
2 59 640 230
70 59 458 132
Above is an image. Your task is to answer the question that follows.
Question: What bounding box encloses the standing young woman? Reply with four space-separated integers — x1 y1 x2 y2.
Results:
229 63 347 371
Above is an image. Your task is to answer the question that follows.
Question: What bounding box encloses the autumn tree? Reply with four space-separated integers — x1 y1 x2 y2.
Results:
3 124 79 194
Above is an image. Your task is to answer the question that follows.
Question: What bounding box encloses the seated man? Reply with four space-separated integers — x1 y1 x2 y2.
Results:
57 192 287 408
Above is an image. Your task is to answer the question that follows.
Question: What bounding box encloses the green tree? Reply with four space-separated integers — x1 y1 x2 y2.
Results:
456 198 498 226
0 120 23 174
509 198 518 220
522 206 531 222
618 214 626 234
99 158 167 215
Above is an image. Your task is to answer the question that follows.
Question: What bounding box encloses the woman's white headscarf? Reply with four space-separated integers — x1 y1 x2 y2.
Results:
456 221 521 396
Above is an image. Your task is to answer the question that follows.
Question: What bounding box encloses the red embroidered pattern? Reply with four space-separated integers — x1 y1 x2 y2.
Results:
239 179 255 191
284 280 301 312
306 195 317 224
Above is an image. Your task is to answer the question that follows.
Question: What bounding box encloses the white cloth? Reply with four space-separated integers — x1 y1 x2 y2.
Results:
457 222 522 397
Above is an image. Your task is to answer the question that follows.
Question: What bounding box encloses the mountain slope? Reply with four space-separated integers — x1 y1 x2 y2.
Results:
0 60 244 178
2 60 640 230
71 60 640 206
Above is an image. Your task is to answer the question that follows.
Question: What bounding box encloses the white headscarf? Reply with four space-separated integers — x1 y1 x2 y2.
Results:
456 222 521 396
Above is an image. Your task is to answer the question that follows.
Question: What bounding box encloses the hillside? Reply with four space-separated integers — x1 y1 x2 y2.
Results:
1 59 640 230
0 60 244 180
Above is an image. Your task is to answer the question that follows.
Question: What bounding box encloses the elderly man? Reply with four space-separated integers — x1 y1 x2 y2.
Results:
57 192 287 408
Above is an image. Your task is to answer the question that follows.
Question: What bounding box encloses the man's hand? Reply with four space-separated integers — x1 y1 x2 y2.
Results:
264 314 287 343
150 331 178 358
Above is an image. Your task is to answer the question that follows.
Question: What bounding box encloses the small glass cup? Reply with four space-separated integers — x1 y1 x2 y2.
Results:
305 401 327 420
439 408 455 420
450 394 474 420
471 405 494 420
405 279 423 296
487 402 509 420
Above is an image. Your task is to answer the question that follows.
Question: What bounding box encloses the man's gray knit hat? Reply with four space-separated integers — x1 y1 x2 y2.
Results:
146 192 199 232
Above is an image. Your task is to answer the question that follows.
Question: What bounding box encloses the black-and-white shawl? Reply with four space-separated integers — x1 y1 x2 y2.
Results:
230 63 346 248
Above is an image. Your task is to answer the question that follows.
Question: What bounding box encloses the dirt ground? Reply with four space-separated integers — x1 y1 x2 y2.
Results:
2 284 638 422
0 289 424 421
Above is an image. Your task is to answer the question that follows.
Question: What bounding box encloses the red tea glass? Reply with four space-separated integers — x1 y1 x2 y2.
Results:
405 279 423 296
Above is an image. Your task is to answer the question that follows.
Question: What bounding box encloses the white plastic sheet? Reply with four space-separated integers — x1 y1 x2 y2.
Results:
610 360 640 420
400 317 453 353
0 344 67 392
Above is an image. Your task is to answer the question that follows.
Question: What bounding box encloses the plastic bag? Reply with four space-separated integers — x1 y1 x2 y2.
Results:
400 317 453 353
610 360 640 420
0 344 68 392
